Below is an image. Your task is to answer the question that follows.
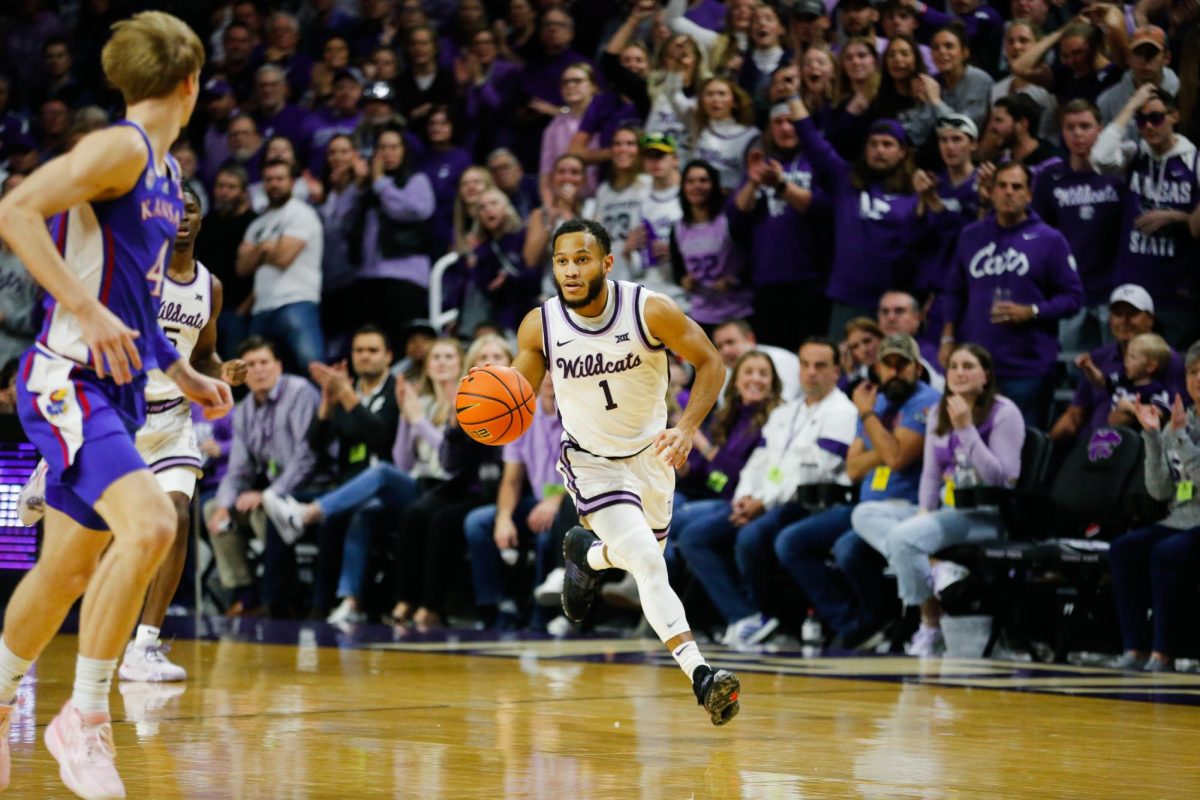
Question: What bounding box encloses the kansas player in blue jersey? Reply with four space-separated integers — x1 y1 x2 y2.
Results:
0 13 231 799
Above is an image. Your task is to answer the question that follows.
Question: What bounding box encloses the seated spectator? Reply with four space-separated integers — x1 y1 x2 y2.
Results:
238 158 325 374
852 343 1024 656
877 291 945 391
36 99 71 162
940 161 1083 428
463 371 566 628
788 96 928 336
671 160 752 327
198 79 237 184
839 318 884 394
1010 14 1125 106
991 19 1061 144
224 114 264 184
393 336 514 630
304 36 352 109
206 338 321 617
678 338 858 648
1097 333 1175 429
776 334 940 647
351 81 411 162
728 103 827 352
1032 100 1125 354
0 173 39 370
711 318 802 402
683 77 760 192
350 126 437 350
391 320 437 383
1091 85 1200 349
0 358 18 417
418 106 473 256
1051 285 1186 446
1112 348 1200 672
30 35 93 111
266 326 400 623
248 136 313 213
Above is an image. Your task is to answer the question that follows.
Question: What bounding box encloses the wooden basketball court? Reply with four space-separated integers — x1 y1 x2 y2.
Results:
5 621 1198 798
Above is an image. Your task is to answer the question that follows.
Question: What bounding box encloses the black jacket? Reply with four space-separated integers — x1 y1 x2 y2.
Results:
308 375 400 481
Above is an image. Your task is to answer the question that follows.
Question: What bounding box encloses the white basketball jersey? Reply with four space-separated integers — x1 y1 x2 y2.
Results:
145 261 213 403
542 280 669 458
582 175 649 283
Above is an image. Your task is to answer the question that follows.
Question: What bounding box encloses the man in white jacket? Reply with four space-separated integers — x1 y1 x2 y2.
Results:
1091 83 1200 349
677 338 858 648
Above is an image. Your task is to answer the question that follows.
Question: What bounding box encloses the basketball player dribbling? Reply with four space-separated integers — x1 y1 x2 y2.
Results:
509 218 741 725
0 13 231 799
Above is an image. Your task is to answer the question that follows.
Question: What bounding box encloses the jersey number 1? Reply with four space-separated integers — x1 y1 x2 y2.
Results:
599 379 618 411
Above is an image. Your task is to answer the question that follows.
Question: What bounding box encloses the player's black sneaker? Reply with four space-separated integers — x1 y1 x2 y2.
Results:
693 665 741 726
562 526 603 623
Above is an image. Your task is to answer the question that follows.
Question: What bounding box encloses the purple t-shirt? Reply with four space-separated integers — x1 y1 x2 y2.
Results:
502 400 565 499
794 118 927 309
685 402 769 501
255 105 311 151
303 109 363 174
520 50 592 106
943 212 1084 378
673 214 752 325
1071 342 1187 440
417 147 473 253
578 92 643 148
1031 163 1124 306
725 151 829 286
685 0 729 31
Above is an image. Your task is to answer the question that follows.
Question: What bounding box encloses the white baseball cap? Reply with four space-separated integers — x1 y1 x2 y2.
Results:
1109 284 1155 314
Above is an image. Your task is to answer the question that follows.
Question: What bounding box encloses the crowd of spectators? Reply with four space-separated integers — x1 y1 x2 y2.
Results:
1 0 1199 666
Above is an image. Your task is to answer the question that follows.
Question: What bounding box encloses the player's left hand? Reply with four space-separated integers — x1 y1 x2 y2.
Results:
171 362 234 419
653 427 694 469
221 358 248 387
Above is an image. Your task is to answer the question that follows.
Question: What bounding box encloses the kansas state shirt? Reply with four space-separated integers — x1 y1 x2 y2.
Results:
943 212 1084 378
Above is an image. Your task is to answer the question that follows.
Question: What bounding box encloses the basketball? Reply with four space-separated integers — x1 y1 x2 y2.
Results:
455 365 536 446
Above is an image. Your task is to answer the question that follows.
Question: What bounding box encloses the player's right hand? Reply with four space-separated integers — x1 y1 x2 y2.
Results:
78 300 141 384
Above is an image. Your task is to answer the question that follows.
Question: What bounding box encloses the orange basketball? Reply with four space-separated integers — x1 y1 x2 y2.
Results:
455 365 536 446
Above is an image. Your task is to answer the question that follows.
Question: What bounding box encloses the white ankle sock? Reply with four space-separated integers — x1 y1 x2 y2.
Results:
72 655 117 716
671 639 707 681
0 638 33 705
135 624 160 649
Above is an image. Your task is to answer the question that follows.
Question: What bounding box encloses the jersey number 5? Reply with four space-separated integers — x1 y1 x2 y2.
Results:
145 240 170 298
599 379 619 411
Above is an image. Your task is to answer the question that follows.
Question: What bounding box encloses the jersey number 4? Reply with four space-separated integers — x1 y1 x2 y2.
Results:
599 379 619 411
145 240 170 298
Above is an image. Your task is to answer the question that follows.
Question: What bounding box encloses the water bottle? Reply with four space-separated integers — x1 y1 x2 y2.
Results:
953 449 979 490
801 609 822 646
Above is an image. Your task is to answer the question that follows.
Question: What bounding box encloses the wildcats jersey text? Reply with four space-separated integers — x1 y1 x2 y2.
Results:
144 261 213 404
541 280 669 458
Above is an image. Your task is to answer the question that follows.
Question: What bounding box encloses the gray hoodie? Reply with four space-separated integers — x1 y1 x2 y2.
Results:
1097 68 1181 141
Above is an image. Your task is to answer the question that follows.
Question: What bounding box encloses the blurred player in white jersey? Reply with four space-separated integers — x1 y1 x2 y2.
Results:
507 218 741 725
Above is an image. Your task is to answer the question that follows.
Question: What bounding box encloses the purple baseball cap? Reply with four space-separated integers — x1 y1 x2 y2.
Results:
869 118 908 146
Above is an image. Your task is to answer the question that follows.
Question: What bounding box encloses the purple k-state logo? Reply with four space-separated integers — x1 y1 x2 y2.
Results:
1087 428 1123 462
